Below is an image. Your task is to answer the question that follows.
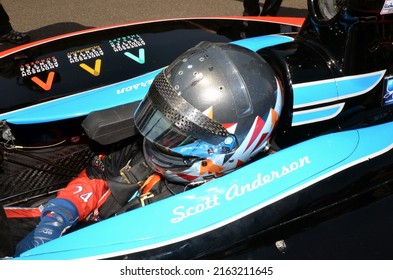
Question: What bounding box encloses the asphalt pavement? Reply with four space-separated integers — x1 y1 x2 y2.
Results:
0 0 308 46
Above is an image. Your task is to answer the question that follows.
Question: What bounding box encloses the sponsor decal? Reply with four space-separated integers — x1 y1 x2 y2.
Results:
116 79 154 94
79 59 102 77
67 46 104 76
124 49 145 64
19 57 58 91
108 34 145 52
383 77 393 106
170 156 311 223
109 34 146 64
19 57 58 77
67 45 104 64
31 71 55 91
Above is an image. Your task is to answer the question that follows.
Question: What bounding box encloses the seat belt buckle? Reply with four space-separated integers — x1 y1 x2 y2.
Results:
139 193 155 207
120 160 140 184
138 174 162 206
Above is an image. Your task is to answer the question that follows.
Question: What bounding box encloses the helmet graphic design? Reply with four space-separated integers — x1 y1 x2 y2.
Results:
134 41 283 183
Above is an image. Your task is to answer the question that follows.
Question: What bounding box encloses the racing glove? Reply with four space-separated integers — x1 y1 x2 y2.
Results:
14 198 79 257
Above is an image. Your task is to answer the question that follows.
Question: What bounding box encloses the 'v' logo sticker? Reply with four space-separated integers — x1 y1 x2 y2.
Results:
31 71 55 91
79 59 102 76
124 48 145 64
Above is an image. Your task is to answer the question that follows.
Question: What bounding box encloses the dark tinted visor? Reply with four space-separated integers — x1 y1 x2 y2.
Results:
134 72 228 147
134 95 198 148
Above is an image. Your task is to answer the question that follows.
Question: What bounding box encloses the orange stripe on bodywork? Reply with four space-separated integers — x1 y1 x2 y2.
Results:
0 16 305 58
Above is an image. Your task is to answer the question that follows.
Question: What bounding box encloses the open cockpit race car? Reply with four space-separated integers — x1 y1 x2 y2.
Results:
1 0 393 260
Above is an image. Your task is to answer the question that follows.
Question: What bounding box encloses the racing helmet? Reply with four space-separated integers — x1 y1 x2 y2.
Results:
134 41 283 184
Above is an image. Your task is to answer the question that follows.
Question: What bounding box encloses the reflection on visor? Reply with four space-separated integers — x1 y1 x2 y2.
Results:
135 95 199 149
135 72 228 146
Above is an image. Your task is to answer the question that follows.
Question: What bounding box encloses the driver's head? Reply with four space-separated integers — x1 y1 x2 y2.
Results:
134 41 283 183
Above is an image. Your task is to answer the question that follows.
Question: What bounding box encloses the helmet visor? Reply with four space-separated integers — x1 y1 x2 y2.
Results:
134 94 198 149
134 71 229 148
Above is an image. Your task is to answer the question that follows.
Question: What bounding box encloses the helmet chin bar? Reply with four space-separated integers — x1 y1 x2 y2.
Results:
171 134 238 159
143 138 199 171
